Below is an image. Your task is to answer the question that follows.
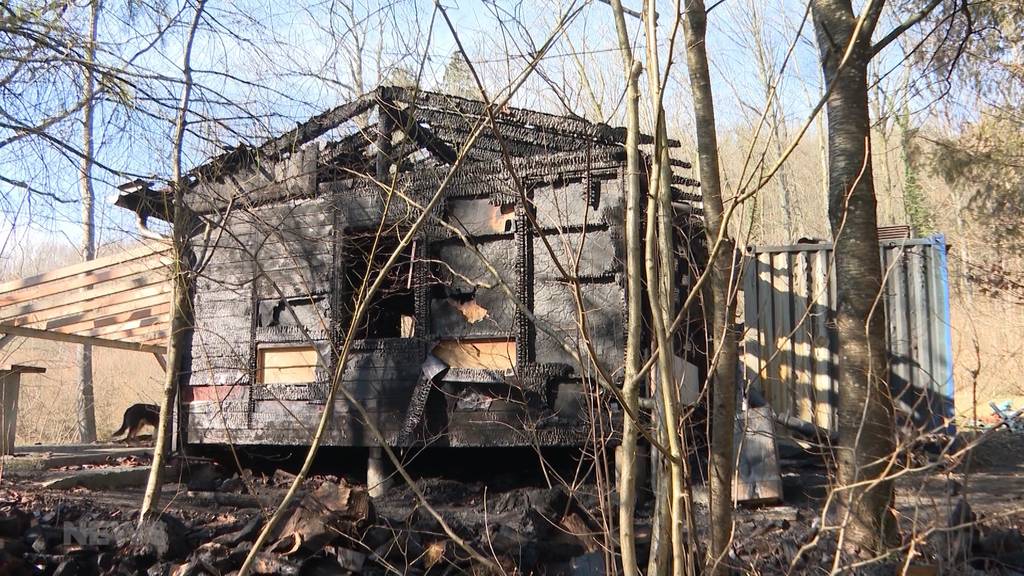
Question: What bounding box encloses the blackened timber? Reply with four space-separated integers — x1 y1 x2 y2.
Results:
413 238 429 336
515 205 533 369
414 109 590 154
398 148 627 194
328 180 346 403
380 102 459 164
186 146 320 215
386 86 680 147
222 148 629 217
384 86 681 147
246 214 260 427
193 93 377 179
318 156 627 220
426 124 551 159
113 184 179 223
672 175 701 187
117 85 706 452
319 127 375 171
671 187 704 204
387 139 444 169
376 99 395 182
385 86 614 141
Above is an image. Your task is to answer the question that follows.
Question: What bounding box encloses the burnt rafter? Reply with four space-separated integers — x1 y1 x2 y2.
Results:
379 101 459 165
320 126 376 164
188 86 679 183
116 85 692 232
426 123 557 161
672 174 701 187
384 86 618 143
194 92 378 179
383 85 677 148
413 108 600 157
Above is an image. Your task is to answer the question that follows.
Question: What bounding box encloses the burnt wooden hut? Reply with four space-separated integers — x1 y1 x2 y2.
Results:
115 86 704 450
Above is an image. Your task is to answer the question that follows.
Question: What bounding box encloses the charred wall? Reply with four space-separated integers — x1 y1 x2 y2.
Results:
174 112 699 450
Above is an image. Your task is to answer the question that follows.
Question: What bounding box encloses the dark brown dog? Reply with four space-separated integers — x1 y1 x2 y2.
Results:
112 404 160 441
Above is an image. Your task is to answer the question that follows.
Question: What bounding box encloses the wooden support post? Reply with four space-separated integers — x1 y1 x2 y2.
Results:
153 353 168 372
733 405 783 505
367 446 389 498
0 371 18 456
0 365 45 455
376 99 394 183
0 334 15 353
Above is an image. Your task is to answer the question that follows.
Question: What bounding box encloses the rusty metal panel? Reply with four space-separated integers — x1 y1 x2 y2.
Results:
742 235 954 434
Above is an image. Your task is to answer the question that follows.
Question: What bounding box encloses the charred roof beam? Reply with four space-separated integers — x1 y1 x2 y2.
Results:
380 101 459 165
193 91 379 179
384 85 679 148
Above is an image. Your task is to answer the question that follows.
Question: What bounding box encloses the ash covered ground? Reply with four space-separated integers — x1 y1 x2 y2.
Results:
0 434 1022 575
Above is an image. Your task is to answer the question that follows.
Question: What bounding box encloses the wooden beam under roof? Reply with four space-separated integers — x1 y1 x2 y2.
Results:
1 282 171 329
380 102 459 164
0 271 169 321
0 241 172 352
385 86 618 143
0 324 164 353
193 91 379 179
89 322 167 344
112 326 168 345
0 254 171 309
70 309 169 339
42 293 171 332
387 86 681 148
0 242 168 301
77 313 168 339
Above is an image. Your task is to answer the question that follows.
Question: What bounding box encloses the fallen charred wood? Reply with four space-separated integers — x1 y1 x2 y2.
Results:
185 489 306 509
774 411 836 442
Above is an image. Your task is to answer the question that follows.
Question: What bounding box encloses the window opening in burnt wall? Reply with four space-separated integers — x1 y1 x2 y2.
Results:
257 346 318 384
343 232 416 338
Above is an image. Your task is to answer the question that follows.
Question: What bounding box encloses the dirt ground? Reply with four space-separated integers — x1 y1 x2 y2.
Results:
949 297 1024 425
729 429 1024 574
0 430 1020 575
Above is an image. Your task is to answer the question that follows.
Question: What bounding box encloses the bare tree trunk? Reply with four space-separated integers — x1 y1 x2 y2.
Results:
810 0 898 554
607 2 643 573
645 172 689 576
818 99 829 203
680 2 738 574
618 65 644 576
76 0 101 445
140 0 206 522
643 120 695 576
647 420 670 576
643 5 697 574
